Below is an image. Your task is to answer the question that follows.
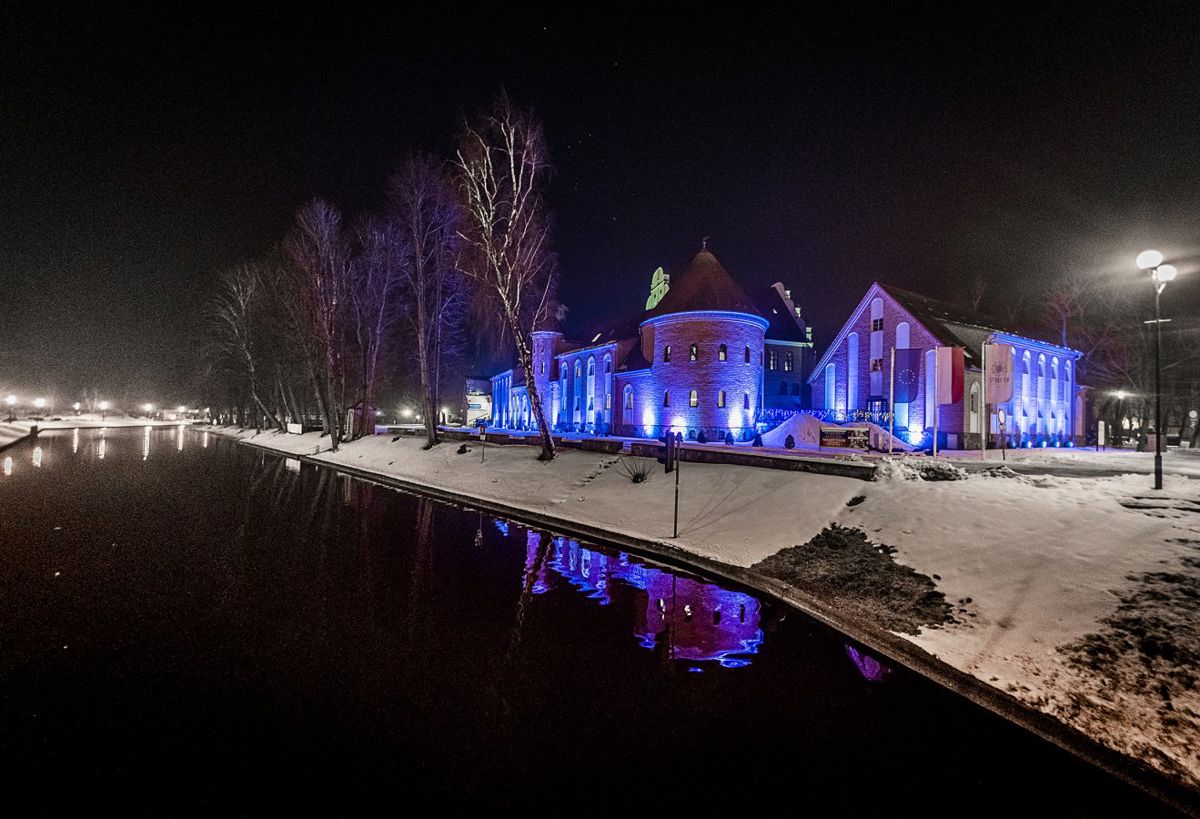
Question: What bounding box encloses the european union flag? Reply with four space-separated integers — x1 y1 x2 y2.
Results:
894 348 922 404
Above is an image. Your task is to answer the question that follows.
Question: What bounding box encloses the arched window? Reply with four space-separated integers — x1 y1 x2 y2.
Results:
624 386 633 409
663 345 671 363
847 332 859 413
689 389 698 407
743 392 750 410
824 362 835 409
718 390 726 408
896 321 911 350
622 385 633 425
870 297 884 331
663 391 670 407
969 382 980 434
744 345 751 363
690 344 698 361
719 343 727 361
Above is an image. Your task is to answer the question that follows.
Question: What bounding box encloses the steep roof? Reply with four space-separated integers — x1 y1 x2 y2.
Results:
643 249 765 321
756 283 809 343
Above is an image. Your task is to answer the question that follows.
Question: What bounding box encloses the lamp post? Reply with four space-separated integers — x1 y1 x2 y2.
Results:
5 394 15 423
1136 250 1177 490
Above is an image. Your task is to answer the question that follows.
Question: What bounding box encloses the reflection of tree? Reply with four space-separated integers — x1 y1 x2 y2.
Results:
405 497 436 650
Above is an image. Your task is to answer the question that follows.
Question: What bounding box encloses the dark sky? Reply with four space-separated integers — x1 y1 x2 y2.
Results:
2 3 1199 401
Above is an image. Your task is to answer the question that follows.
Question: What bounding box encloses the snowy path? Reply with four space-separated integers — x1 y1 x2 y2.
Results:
211 426 1200 793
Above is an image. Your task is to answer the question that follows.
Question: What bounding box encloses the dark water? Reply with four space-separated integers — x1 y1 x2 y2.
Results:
0 428 1178 815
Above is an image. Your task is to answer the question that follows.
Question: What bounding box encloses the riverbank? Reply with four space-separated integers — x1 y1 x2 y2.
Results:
211 425 1200 803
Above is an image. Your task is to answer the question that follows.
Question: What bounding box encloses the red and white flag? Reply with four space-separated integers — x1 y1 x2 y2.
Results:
936 347 964 405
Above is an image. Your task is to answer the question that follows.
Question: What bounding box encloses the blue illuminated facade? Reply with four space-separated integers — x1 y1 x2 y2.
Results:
489 247 813 441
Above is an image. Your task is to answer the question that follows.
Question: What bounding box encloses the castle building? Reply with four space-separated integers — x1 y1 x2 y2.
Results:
809 283 1085 448
489 247 813 440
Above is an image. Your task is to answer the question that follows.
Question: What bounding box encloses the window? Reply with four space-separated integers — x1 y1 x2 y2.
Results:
719 343 727 361
896 321 910 350
605 393 611 410
779 382 788 395
663 391 670 407
663 345 671 362
768 349 779 370
690 344 698 361
743 393 750 410
689 389 698 407
791 383 799 396
784 351 794 372
624 388 633 409
605 360 612 373
718 390 726 408
540 361 545 375
871 318 884 332
870 358 883 372
744 345 751 363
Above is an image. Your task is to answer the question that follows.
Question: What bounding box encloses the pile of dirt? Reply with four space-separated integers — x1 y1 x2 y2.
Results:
976 465 1020 479
1055 552 1200 788
874 457 968 482
751 523 955 635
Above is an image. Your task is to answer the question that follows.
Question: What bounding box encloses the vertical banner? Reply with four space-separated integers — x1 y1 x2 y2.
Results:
936 347 964 405
985 343 1014 402
893 348 923 404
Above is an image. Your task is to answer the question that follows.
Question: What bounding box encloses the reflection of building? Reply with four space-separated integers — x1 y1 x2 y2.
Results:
524 532 763 667
489 247 812 441
810 283 1084 448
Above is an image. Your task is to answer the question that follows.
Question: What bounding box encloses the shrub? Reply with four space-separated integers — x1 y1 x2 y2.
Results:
785 434 796 450
724 430 734 445
615 455 654 483
753 432 763 447
697 429 708 444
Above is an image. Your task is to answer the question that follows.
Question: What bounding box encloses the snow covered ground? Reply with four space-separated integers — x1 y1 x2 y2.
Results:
0 423 32 450
210 425 1200 791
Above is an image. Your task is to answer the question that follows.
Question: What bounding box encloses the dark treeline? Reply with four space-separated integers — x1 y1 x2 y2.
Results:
201 95 560 457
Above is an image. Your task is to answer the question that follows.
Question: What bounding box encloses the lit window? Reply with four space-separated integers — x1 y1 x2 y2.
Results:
743 393 750 410
744 345 751 363
871 318 884 331
718 390 726 408
605 393 612 410
784 351 794 372
768 350 778 370
719 344 727 361
540 361 545 375
664 345 671 363
690 344 698 361
663 391 670 407
689 390 698 407
870 358 883 372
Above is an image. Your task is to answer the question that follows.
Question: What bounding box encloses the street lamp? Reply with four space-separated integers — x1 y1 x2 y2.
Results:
1136 250 1178 490
142 403 154 416
34 398 46 410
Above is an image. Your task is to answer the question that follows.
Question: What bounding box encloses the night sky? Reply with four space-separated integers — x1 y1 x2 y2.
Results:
3 4 1199 401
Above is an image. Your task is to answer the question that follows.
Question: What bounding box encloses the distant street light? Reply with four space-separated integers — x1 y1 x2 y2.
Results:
142 403 154 415
99 400 110 421
73 402 81 414
5 394 15 406
1136 249 1178 490
401 408 413 419
34 398 46 409
176 405 186 413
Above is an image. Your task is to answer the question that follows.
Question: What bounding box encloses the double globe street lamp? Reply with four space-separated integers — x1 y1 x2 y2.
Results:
1135 249 1178 491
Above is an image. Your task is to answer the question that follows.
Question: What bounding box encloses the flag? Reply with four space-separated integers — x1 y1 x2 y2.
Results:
985 343 1013 403
936 347 964 405
893 348 922 404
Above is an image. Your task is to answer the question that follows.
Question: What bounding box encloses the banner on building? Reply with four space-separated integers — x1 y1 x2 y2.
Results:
936 347 964 405
893 348 923 404
985 343 1014 403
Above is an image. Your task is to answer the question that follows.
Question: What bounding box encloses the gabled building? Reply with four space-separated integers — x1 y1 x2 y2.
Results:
489 246 813 440
808 283 1084 448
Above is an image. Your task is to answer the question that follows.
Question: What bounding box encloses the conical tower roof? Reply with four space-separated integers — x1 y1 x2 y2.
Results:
643 248 765 321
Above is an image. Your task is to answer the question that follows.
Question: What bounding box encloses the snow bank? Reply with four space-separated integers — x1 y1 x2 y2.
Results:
761 412 824 448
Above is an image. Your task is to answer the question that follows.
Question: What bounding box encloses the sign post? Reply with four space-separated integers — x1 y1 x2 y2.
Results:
980 343 987 460
888 346 896 455
672 433 681 538
998 408 1007 462
479 423 486 463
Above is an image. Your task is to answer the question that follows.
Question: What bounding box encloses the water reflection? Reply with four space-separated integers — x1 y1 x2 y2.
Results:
846 644 891 682
98 437 107 460
72 428 79 454
526 530 763 668
177 424 185 451
3 456 11 476
202 430 209 448
32 447 42 468
143 426 151 461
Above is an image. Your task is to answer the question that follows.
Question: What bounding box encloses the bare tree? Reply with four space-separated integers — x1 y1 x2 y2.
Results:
347 217 405 439
204 263 283 432
285 199 350 450
455 95 559 460
391 153 467 448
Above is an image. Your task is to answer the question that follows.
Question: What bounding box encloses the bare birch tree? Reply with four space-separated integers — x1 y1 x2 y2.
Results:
204 263 284 432
285 198 350 449
347 217 405 439
391 153 467 449
455 95 559 460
